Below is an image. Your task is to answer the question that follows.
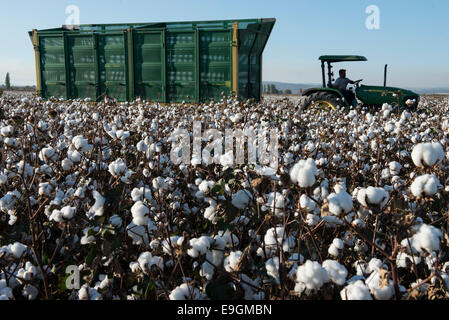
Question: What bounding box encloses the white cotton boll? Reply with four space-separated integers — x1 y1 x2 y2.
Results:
126 220 156 246
266 192 287 217
356 187 389 209
10 242 27 258
61 206 76 220
0 125 14 137
143 168 151 177
131 201 150 226
264 227 286 256
230 113 243 123
305 213 320 227
300 194 316 212
327 189 353 216
78 284 101 300
401 223 443 254
328 243 340 257
290 158 318 188
200 261 215 280
296 260 329 291
136 140 148 152
0 174 7 185
384 123 394 133
39 147 58 162
80 228 97 245
396 252 421 268
131 187 152 202
61 158 73 171
108 158 127 177
365 268 395 300
353 260 368 276
169 283 203 300
217 230 239 247
68 150 82 163
401 111 411 121
411 142 444 167
49 209 63 223
425 253 438 271
0 190 21 213
92 112 100 121
231 190 252 210
366 258 386 274
88 191 105 218
187 236 212 258
389 161 402 175
38 182 52 196
265 257 280 283
201 247 224 280
323 260 347 286
333 238 344 250
204 203 218 224
199 180 215 194
224 251 242 272
340 280 372 300
137 251 164 273
116 130 130 140
410 174 441 198
328 238 344 257
120 170 134 184
220 151 234 169
72 135 93 152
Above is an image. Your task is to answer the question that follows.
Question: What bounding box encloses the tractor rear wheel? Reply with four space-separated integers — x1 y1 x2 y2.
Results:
300 92 342 112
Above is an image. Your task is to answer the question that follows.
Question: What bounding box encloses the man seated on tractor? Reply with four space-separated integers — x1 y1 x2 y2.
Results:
333 69 356 104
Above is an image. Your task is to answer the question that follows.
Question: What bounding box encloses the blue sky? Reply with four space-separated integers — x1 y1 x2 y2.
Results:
0 0 448 88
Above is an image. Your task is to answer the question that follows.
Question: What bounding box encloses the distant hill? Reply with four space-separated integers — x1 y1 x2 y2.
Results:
262 81 319 94
263 81 449 95
411 87 449 94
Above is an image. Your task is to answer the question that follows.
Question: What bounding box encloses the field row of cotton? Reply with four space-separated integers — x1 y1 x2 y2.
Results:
0 93 448 300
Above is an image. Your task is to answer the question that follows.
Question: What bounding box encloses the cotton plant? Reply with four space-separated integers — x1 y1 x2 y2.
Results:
290 158 318 188
340 280 373 300
108 158 134 184
169 283 205 300
410 174 442 197
231 190 252 210
264 192 288 217
0 93 448 300
294 260 329 296
356 187 390 210
411 142 444 167
400 223 443 255
262 226 295 257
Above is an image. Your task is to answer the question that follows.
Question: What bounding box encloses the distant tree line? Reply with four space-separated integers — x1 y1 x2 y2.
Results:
263 83 292 95
1 72 36 92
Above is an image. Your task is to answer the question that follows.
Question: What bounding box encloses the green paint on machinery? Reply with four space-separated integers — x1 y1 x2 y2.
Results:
29 18 276 103
299 55 420 111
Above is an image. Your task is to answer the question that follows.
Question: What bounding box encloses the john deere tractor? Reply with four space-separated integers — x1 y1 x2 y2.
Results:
298 55 420 111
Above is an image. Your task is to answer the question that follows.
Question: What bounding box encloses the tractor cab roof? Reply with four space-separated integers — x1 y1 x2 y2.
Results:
319 55 367 63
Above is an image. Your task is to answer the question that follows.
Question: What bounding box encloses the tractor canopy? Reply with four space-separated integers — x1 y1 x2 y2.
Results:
319 55 367 63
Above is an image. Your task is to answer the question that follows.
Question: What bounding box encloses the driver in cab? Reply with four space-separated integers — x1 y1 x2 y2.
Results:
333 69 356 103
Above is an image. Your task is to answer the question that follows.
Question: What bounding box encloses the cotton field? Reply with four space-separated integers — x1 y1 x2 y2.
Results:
0 92 449 301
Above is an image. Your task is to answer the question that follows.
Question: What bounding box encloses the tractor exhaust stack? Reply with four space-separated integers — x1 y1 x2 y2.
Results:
384 64 388 87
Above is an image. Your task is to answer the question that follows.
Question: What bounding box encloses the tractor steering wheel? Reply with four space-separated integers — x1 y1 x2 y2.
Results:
353 79 363 88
